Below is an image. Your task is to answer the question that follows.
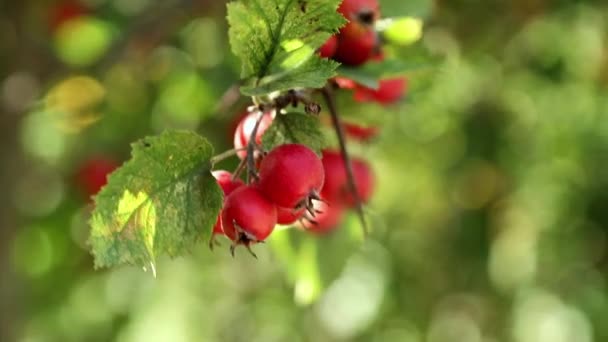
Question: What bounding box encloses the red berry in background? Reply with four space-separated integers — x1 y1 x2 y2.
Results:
343 121 380 142
76 157 119 198
319 35 338 58
301 201 346 234
320 150 375 206
277 206 306 225
353 77 407 104
338 0 380 25
233 111 273 159
211 170 244 236
333 27 378 66
258 144 325 209
221 186 277 245
50 1 88 31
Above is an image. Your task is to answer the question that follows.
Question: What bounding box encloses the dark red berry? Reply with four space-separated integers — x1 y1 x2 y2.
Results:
221 186 277 244
319 35 338 58
320 150 375 206
76 157 119 198
333 26 378 66
258 144 325 209
343 121 379 142
50 1 88 31
353 77 407 104
211 170 244 236
276 206 306 225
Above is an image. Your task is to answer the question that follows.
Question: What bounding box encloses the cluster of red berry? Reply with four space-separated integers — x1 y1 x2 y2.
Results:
320 0 407 106
211 110 376 256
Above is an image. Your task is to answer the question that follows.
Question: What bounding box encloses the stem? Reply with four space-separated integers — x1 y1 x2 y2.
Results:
246 111 265 183
210 148 247 165
321 86 369 236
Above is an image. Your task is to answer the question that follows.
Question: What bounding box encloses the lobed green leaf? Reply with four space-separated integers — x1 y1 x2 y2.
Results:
227 0 346 96
88 131 223 271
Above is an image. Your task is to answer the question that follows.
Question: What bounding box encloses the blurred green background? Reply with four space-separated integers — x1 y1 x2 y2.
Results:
2 0 608 341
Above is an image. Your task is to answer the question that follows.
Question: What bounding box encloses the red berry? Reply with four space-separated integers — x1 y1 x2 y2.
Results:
343 121 379 142
301 200 345 234
211 170 244 236
221 186 277 243
338 0 380 25
50 1 88 31
319 35 338 58
258 144 325 209
76 157 119 198
320 150 375 206
333 26 378 66
277 206 306 225
233 111 273 159
353 77 407 104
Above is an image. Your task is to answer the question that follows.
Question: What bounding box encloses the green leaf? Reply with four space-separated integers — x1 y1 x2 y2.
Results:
337 59 422 89
88 130 223 272
262 112 325 154
227 0 346 96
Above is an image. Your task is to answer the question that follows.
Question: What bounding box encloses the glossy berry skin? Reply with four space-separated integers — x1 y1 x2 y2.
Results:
76 157 118 198
277 206 306 225
221 186 277 243
258 144 325 209
302 201 345 234
338 0 380 24
211 170 244 235
343 121 379 142
320 150 375 206
333 27 377 66
353 77 407 104
233 111 273 159
319 35 338 58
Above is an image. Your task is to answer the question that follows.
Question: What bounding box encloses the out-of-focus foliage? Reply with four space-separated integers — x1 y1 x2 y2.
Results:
1 0 608 342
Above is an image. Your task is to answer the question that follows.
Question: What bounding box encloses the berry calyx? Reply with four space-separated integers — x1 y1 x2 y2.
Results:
258 144 325 210
301 200 345 234
233 111 273 159
319 35 338 58
277 206 306 225
221 186 277 256
338 0 380 26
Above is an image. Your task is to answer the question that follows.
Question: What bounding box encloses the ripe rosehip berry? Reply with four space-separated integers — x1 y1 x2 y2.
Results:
320 150 375 206
76 157 119 198
301 200 345 234
50 1 88 31
333 26 378 66
277 206 306 225
353 77 407 104
338 0 380 26
343 121 379 142
258 144 325 209
211 170 244 236
233 111 273 159
221 186 277 251
319 35 338 58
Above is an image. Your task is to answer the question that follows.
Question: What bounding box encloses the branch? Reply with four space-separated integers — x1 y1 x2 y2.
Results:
321 85 369 236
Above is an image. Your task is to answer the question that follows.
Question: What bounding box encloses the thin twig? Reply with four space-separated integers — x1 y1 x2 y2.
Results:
321 85 369 236
246 111 265 183
210 148 247 165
